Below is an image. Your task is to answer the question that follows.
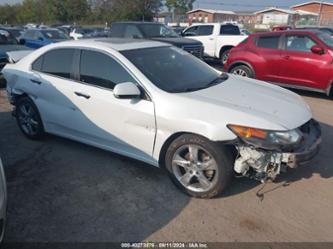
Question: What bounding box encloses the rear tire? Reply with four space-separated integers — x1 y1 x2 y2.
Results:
16 96 45 140
230 65 254 78
165 134 234 198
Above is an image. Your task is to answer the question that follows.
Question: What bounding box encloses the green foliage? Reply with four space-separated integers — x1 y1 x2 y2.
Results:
0 0 162 25
165 0 195 23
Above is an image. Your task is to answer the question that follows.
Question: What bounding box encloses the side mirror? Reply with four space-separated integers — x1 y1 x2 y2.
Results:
19 39 25 45
311 45 324 55
113 82 141 99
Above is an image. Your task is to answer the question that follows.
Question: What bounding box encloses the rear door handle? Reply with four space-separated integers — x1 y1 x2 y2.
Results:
30 79 42 85
74 92 90 99
283 55 291 60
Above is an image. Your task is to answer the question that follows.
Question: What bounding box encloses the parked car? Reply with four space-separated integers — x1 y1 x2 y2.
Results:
0 26 24 42
272 25 292 31
70 28 93 40
20 28 70 49
2 38 321 198
109 22 204 59
225 30 333 97
0 28 32 87
181 23 247 64
295 26 333 36
0 157 7 242
240 29 251 36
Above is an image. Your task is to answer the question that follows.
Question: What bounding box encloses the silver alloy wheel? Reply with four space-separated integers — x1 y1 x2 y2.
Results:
172 144 218 193
232 68 248 77
17 103 39 136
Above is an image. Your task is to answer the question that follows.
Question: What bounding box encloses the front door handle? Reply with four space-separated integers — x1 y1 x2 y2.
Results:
74 92 90 99
30 79 42 85
283 55 291 60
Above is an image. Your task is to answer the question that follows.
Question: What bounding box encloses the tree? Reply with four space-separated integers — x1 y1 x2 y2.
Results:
166 0 195 23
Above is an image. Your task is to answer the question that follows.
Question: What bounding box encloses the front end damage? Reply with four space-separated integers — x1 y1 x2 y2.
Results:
232 119 321 182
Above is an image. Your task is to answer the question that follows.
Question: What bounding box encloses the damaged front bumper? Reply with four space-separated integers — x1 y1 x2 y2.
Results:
234 119 321 181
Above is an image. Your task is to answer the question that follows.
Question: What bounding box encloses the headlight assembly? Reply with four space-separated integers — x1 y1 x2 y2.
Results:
227 124 302 150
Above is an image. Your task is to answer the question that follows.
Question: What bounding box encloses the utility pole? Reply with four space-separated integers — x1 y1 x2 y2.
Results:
318 0 323 26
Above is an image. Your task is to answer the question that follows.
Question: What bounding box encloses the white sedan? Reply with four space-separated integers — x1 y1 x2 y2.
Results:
2 38 321 198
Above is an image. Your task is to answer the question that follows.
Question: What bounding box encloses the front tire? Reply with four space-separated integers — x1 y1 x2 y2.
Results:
16 96 45 140
220 49 231 65
165 134 233 198
230 65 254 78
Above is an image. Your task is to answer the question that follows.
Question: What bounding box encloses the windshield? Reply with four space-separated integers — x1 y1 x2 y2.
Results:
0 29 18 45
139 24 179 38
41 30 69 40
121 46 227 93
317 32 333 48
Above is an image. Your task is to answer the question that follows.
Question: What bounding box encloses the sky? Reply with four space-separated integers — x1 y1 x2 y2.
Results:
1 0 333 11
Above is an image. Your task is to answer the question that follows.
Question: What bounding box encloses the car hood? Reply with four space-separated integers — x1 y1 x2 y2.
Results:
0 45 33 62
181 75 312 130
151 37 202 47
0 44 31 52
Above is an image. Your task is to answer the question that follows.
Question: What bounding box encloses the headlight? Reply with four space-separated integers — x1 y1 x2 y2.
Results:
227 124 302 150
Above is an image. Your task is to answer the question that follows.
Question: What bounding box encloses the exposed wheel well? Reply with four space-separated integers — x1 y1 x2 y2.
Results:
12 92 29 105
219 46 234 58
158 132 238 168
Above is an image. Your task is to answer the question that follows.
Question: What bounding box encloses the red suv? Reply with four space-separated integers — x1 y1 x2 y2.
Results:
225 30 333 97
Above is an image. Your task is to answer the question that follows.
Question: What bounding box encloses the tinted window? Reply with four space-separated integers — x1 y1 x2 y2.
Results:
198 26 214 36
109 24 125 37
40 49 74 78
124 25 143 38
183 26 199 36
23 30 35 39
79 50 136 89
41 30 69 40
121 46 225 93
32 56 43 71
257 36 280 49
0 29 18 45
220 25 240 35
139 24 178 38
285 35 317 52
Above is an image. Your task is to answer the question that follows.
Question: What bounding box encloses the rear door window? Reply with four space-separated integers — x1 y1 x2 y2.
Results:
256 36 280 49
37 49 75 79
220 25 240 35
124 25 143 39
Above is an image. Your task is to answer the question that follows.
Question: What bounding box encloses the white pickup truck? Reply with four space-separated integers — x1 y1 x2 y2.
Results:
182 23 248 64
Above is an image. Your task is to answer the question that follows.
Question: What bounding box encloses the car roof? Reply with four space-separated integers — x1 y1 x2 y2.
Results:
252 30 322 36
50 38 170 51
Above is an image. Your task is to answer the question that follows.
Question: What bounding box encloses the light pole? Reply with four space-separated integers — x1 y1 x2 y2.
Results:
318 0 323 26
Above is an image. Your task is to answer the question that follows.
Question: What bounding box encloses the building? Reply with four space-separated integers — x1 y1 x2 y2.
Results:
187 8 237 25
254 7 318 29
291 1 333 26
234 11 256 25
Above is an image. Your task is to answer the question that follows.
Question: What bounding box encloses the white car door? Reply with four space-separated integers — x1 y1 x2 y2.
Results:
69 49 156 163
30 48 82 135
183 25 216 57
